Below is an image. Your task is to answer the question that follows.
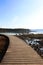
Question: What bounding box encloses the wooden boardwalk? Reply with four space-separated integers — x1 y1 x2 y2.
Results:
0 36 43 65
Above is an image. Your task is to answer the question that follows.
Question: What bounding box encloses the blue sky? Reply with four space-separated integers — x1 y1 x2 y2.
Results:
0 0 43 29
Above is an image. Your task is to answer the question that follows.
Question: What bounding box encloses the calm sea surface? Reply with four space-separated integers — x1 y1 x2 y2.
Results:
0 33 16 35
0 30 43 35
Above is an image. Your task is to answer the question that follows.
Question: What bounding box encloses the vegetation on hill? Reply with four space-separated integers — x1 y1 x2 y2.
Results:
0 28 30 33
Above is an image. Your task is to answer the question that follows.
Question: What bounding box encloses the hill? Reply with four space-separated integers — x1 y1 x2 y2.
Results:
0 28 30 33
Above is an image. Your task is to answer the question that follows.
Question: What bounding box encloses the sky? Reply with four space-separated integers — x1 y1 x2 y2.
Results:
0 0 43 29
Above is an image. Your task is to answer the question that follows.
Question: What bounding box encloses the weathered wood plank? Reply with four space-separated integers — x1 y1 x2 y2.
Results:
0 36 43 65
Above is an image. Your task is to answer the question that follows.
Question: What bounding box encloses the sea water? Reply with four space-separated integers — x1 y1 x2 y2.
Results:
0 33 16 35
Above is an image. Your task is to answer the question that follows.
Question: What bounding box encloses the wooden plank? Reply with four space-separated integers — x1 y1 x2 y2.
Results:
0 36 43 65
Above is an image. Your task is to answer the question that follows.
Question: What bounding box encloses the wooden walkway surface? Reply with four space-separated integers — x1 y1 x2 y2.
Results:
0 36 43 65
